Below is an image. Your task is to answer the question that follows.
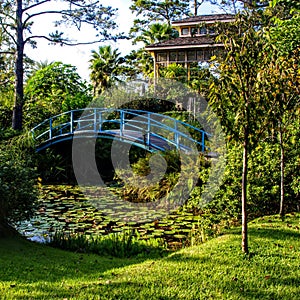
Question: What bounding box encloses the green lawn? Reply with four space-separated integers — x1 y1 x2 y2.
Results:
0 213 299 299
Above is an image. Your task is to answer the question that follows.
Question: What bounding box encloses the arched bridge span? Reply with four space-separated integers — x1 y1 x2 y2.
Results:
31 109 210 153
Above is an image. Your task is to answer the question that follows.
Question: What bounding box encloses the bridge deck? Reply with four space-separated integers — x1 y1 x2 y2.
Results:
31 109 210 153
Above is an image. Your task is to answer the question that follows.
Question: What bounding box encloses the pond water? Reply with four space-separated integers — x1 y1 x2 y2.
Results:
15 185 203 248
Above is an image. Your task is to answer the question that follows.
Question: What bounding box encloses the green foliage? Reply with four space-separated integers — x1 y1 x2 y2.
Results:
255 4 299 216
186 142 241 219
187 64 213 97
246 138 299 217
269 13 300 56
135 22 177 46
49 230 167 258
270 0 300 11
23 62 92 128
288 118 300 199
35 149 69 183
0 142 38 227
130 0 191 23
128 1 190 79
159 63 187 82
188 137 299 225
113 149 212 208
113 150 182 203
0 105 12 129
89 45 126 96
208 12 271 252
207 8 299 250
119 97 176 112
209 11 269 143
0 34 14 111
129 0 190 43
157 62 213 96
127 23 178 79
124 49 154 79
1 0 119 130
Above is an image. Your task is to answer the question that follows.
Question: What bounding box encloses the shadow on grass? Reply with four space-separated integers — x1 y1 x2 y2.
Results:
225 225 300 240
0 236 153 284
249 227 300 242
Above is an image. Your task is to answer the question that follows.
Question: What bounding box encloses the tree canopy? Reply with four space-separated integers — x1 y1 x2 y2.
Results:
24 61 92 128
129 0 191 44
0 0 120 130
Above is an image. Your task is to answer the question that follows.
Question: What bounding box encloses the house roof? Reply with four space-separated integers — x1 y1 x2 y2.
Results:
172 14 235 26
145 36 223 51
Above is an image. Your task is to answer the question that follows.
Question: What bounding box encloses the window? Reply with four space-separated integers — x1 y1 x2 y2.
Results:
191 27 198 36
197 50 204 61
199 26 207 35
208 27 215 35
157 52 167 62
170 51 177 62
187 50 196 61
181 28 189 35
177 51 185 61
204 49 212 61
158 62 168 67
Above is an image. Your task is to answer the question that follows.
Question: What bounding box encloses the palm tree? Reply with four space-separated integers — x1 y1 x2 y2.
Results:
160 63 187 80
127 23 177 80
137 23 176 46
31 60 53 73
89 45 125 97
125 49 154 79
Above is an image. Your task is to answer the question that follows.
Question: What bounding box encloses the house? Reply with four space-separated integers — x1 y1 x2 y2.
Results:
145 14 234 80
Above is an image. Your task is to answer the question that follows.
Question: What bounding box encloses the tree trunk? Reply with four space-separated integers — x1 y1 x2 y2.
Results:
241 126 249 254
279 128 285 218
12 0 24 130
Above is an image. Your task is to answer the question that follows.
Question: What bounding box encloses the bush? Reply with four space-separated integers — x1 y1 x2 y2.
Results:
113 150 194 203
187 137 300 229
0 142 38 236
0 106 12 129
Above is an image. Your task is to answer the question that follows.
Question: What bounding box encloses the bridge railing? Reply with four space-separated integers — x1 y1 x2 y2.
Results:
31 108 210 152
115 110 208 152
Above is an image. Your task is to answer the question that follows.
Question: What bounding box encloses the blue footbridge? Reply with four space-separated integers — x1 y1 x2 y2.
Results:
31 108 210 153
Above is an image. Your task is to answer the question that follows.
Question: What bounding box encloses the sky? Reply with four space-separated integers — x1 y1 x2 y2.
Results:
25 0 218 81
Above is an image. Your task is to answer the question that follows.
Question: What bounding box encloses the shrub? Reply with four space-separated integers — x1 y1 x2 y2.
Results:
0 141 38 236
0 106 12 129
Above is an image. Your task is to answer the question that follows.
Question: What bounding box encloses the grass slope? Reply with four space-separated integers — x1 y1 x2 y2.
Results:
0 213 299 300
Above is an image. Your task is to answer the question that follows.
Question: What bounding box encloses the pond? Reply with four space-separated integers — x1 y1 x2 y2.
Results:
15 185 204 249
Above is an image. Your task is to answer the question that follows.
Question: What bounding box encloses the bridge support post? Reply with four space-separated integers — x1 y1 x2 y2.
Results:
98 110 102 132
146 112 151 147
49 118 52 139
120 110 124 137
70 111 74 134
94 109 97 132
174 120 179 149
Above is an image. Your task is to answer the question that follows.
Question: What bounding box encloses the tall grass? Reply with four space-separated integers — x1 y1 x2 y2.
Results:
49 229 168 258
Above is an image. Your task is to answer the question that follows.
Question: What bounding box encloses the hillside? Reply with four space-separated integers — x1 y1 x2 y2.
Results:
0 213 299 299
